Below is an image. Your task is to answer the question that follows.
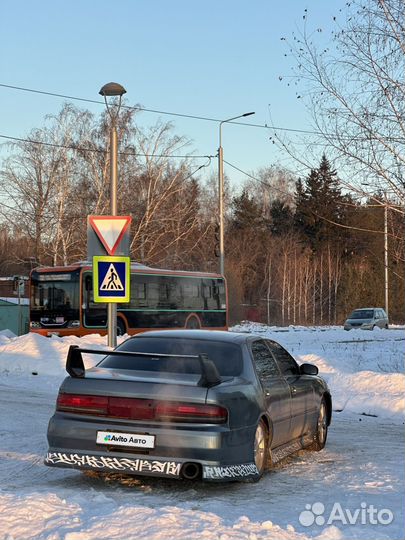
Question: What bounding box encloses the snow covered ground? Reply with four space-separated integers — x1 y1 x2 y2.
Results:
0 325 404 540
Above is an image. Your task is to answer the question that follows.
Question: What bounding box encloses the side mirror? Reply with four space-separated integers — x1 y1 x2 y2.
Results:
300 363 318 376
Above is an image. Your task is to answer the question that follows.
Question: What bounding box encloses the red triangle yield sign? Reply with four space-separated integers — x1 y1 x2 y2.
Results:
89 216 132 255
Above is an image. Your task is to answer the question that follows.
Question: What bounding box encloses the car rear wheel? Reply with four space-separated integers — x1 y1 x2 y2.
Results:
253 419 269 476
116 319 126 336
185 316 200 329
308 398 328 451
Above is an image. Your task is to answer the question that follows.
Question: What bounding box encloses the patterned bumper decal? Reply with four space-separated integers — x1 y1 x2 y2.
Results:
45 452 181 477
203 463 258 480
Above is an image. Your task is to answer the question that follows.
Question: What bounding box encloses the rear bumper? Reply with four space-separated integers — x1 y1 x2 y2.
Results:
45 414 259 482
44 450 258 481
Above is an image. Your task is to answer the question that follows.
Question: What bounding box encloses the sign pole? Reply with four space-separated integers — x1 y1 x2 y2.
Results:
108 122 118 348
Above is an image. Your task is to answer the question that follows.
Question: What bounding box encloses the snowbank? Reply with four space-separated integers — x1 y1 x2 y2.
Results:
232 323 405 423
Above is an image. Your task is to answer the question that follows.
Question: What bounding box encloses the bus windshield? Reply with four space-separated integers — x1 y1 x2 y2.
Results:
30 270 80 326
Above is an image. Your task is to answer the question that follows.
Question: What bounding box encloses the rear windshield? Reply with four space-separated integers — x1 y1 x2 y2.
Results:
98 337 243 377
350 310 374 319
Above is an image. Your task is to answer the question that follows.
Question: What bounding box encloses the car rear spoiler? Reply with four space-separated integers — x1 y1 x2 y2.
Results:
66 345 222 388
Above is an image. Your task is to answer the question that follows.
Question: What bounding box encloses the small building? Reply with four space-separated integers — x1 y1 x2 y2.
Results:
0 297 29 336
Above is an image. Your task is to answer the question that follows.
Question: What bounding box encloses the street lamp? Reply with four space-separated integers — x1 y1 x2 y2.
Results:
362 184 389 317
218 112 255 275
99 82 126 347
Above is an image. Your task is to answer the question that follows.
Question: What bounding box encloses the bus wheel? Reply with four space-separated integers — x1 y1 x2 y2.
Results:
116 319 126 336
185 316 200 329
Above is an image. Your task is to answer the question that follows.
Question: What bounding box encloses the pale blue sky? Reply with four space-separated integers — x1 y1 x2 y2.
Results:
0 0 344 185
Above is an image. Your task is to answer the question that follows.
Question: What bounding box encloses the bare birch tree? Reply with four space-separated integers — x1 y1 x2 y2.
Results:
279 0 405 203
0 104 88 264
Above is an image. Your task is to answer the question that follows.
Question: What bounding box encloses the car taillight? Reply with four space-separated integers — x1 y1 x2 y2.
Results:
155 402 228 423
57 393 108 415
56 393 227 424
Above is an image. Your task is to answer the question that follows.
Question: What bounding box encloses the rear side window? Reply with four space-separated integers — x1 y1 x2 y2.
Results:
265 340 299 376
251 340 280 381
99 337 242 377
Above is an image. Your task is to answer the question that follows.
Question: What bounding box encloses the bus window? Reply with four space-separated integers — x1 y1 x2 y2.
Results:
82 273 107 328
181 279 200 310
167 278 182 309
183 281 199 298
202 281 212 298
135 282 146 299
131 280 147 308
147 282 159 308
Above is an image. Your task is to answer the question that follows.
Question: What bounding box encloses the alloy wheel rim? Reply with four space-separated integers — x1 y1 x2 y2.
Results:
318 403 327 443
254 423 266 471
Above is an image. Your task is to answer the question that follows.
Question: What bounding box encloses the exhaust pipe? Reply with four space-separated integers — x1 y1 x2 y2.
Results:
181 462 201 480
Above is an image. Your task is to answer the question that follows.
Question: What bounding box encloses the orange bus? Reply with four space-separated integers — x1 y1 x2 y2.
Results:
29 261 227 337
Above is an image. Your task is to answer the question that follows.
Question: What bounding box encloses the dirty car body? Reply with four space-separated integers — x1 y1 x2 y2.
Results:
45 330 332 482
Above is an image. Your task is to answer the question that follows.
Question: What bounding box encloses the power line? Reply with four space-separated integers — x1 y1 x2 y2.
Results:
224 159 294 199
0 82 355 137
2 82 405 144
0 133 214 160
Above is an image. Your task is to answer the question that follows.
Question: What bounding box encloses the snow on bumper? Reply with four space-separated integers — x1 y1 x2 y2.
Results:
44 451 258 481
202 463 258 480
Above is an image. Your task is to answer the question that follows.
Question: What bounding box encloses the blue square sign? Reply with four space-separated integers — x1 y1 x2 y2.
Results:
93 256 130 303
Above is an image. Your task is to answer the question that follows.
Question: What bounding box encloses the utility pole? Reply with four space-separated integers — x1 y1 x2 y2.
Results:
217 112 254 275
384 193 389 317
362 184 389 317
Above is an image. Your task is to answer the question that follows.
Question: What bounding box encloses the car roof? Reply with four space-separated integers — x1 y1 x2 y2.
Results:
352 307 383 311
128 329 252 344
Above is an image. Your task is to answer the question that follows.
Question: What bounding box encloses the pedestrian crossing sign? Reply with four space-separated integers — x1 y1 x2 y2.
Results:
93 256 130 303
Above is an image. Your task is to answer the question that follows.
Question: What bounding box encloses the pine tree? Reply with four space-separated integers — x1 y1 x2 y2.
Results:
294 154 348 250
270 199 293 236
231 189 267 230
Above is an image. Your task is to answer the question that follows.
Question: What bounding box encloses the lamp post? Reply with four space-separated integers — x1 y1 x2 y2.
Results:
99 82 127 347
383 192 389 317
362 184 389 317
218 112 255 275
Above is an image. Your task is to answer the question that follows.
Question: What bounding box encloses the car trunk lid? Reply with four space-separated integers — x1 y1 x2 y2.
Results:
60 368 209 403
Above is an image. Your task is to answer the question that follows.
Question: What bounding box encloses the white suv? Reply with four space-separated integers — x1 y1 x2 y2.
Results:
344 308 389 330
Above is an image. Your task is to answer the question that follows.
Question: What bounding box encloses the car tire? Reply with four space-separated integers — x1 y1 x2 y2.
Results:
308 398 328 452
185 316 200 329
116 319 126 336
253 419 269 476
